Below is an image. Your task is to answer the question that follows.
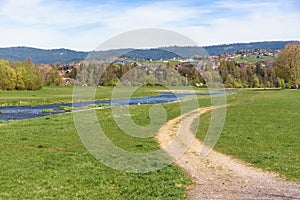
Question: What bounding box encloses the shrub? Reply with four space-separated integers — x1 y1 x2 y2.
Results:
42 109 55 113
59 106 72 112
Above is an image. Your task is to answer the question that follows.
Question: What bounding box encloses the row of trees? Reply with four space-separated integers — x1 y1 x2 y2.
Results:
0 59 42 90
0 58 63 90
76 62 189 86
219 60 279 88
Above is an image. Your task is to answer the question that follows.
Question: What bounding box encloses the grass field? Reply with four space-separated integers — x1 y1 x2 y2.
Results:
0 86 209 106
197 89 300 182
0 86 163 106
0 87 212 199
0 103 190 199
1 86 299 199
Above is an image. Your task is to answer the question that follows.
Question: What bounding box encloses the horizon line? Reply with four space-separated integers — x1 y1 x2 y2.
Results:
1 40 299 52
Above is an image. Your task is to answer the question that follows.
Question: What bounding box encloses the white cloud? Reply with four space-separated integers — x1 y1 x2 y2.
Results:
0 0 299 50
180 0 300 46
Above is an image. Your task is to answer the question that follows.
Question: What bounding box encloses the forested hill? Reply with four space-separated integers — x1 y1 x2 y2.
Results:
203 41 297 55
0 47 88 64
0 41 297 64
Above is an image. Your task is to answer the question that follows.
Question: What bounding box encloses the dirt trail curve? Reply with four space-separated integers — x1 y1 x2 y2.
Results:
155 106 300 200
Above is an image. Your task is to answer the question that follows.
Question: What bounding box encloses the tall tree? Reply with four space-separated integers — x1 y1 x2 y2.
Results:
0 60 16 90
46 66 63 86
11 59 42 90
15 66 26 90
274 43 300 87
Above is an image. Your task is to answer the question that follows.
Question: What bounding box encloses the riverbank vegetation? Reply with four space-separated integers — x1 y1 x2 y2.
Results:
0 58 62 91
0 59 42 90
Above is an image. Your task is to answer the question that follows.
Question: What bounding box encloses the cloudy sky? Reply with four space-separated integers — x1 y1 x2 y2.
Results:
0 0 299 51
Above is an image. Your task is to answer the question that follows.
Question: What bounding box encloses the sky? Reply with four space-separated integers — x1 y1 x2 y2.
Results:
0 0 299 51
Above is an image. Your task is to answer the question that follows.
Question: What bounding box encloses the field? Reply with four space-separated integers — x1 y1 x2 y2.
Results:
0 87 211 199
0 102 197 199
0 87 299 199
233 55 276 64
197 89 300 182
0 86 161 106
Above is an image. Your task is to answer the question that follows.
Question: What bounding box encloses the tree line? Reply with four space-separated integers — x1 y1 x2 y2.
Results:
0 58 63 90
219 60 278 88
76 62 189 86
220 42 300 88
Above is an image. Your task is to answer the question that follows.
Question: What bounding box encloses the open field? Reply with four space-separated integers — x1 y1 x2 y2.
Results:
0 86 210 106
0 103 191 199
0 89 212 199
0 87 299 199
0 86 73 106
197 89 300 182
0 86 164 106
233 55 276 64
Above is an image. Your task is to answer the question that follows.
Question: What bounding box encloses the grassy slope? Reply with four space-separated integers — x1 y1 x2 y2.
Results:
197 89 300 182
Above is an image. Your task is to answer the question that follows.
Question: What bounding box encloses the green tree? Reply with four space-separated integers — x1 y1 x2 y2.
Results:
218 59 228 82
224 74 235 88
46 67 63 86
15 67 26 90
252 74 260 88
0 60 16 90
274 43 300 87
11 59 42 90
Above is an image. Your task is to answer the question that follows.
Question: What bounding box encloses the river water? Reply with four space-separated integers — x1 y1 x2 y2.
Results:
0 91 227 121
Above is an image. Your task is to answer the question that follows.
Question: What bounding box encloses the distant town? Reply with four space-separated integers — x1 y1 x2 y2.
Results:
0 41 299 90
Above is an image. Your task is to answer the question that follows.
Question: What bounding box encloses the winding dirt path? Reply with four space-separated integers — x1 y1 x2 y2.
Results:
155 106 300 200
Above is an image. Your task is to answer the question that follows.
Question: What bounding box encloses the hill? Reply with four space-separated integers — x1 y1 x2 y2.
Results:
0 47 88 64
120 49 183 60
0 41 297 64
203 41 297 55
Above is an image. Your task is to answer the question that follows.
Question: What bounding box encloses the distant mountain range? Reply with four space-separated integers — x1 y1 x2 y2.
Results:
0 41 298 64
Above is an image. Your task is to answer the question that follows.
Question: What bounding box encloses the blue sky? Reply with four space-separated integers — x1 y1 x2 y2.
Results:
0 0 299 51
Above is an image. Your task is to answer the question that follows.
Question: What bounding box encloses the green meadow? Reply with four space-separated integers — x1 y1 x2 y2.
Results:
0 87 299 199
0 103 193 199
198 89 300 182
0 86 161 106
0 87 210 199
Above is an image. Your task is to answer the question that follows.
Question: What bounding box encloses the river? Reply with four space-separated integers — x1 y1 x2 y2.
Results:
0 91 228 121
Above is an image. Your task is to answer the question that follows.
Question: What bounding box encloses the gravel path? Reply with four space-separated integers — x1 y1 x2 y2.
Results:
155 106 300 200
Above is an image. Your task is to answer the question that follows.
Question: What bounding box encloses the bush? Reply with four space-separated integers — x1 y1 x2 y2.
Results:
42 109 55 113
59 106 72 112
